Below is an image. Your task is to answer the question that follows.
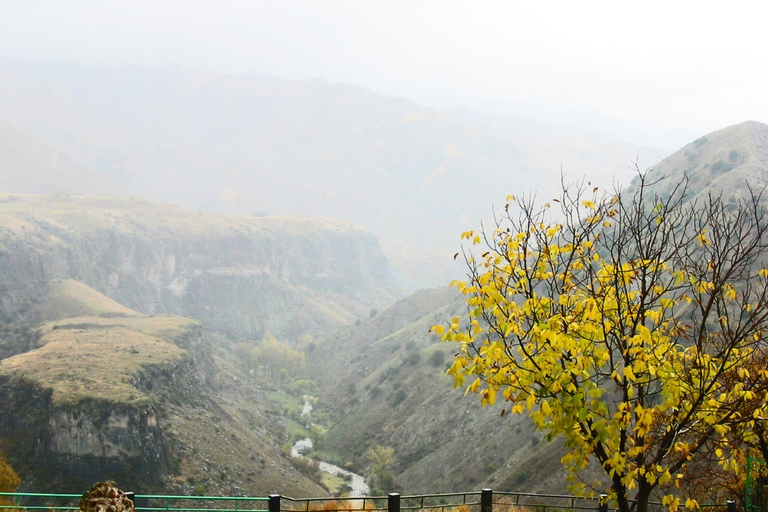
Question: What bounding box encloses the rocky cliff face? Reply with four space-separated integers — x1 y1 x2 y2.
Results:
0 371 174 492
0 304 326 496
0 319 210 492
0 195 404 340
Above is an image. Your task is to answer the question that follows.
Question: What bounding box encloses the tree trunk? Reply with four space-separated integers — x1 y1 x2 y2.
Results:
614 478 632 512
634 478 653 512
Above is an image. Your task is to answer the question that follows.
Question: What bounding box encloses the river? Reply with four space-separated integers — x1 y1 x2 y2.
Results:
292 396 370 497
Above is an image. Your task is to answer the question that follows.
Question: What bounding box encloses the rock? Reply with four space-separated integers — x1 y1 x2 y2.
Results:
79 481 134 512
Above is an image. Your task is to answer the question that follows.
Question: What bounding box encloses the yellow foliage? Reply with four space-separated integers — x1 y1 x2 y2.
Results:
434 173 768 512
0 451 20 508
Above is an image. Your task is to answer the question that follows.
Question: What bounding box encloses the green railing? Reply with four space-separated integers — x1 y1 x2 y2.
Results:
0 493 269 512
747 457 768 512
0 490 724 512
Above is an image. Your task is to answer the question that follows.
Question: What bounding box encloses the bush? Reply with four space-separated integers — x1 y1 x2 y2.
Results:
392 389 407 406
429 350 446 367
290 456 322 481
711 160 732 174
694 136 708 148
404 351 421 365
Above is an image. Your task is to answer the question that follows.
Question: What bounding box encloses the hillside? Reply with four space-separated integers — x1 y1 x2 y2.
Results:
0 279 326 496
0 193 403 341
631 120 768 201
310 121 768 495
311 287 569 493
0 60 668 285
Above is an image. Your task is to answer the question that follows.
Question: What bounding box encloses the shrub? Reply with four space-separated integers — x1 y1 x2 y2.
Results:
404 351 421 365
694 136 708 148
429 350 446 367
711 160 732 174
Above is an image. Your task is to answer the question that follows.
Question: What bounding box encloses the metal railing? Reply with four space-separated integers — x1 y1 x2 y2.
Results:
0 493 269 512
0 489 738 512
281 491 482 512
279 490 653 512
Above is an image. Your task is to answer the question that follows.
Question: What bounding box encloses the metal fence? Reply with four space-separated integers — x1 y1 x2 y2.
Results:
278 490 658 512
0 493 269 512
0 489 736 512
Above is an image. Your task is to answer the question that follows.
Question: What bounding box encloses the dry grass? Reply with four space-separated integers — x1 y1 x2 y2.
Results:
34 279 140 322
303 500 378 512
488 500 527 512
293 501 527 512
42 314 199 342
0 194 360 240
0 315 193 405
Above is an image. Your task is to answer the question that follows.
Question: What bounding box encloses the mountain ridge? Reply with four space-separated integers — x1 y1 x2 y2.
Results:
0 193 403 341
0 59 670 285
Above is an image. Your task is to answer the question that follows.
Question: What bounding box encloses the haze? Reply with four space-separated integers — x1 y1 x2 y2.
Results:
2 0 765 148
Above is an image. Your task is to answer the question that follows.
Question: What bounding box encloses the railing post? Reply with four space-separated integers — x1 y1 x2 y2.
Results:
388 493 400 512
125 492 135 505
269 494 281 512
727 501 736 512
481 488 493 512
599 494 608 512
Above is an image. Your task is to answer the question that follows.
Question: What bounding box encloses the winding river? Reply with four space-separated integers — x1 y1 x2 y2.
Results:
292 397 370 497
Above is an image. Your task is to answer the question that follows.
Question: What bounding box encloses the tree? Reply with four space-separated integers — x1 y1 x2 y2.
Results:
433 173 768 512
234 333 306 383
309 424 326 451
366 445 395 490
0 450 19 506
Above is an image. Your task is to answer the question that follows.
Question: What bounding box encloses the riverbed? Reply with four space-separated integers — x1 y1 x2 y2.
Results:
292 437 370 496
292 396 370 496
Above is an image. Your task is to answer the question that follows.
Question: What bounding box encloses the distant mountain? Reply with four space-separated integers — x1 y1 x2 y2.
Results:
0 119 111 195
0 59 669 285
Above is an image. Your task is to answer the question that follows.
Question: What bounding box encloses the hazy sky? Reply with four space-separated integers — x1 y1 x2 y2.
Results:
2 0 765 147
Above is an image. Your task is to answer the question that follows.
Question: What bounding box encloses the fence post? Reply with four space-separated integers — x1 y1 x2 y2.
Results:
727 501 736 512
125 493 135 505
389 493 401 512
269 494 281 512
599 494 608 512
482 488 493 512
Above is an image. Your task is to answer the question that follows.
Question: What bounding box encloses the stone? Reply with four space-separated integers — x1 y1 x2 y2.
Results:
79 481 135 512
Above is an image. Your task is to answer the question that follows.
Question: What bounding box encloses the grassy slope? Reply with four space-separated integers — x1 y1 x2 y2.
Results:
0 193 362 237
632 120 768 201
34 278 140 320
1 321 187 405
0 277 196 405
311 286 570 494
